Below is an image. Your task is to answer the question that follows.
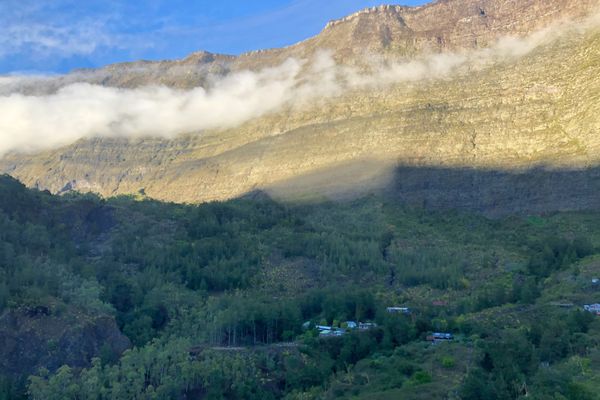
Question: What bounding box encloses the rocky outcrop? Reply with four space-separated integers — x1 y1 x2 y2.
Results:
0 306 130 378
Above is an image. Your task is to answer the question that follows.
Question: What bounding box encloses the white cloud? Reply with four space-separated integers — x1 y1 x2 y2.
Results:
0 59 304 154
0 1 154 66
0 13 114 59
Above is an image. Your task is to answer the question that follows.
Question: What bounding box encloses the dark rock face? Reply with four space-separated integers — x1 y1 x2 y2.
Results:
82 205 116 236
0 308 130 378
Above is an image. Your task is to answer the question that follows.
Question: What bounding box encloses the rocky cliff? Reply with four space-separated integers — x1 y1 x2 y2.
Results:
0 306 130 378
2 0 600 215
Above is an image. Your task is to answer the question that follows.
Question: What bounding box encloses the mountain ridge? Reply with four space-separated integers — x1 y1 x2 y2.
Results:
10 0 599 92
2 0 600 215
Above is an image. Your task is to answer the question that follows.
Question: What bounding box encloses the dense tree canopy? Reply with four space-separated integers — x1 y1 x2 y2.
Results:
0 175 598 399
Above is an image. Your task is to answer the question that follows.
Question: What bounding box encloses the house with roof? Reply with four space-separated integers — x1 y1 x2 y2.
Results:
583 304 600 315
345 321 358 329
316 325 332 331
387 307 411 314
427 332 454 343
319 328 333 337
304 320 373 337
318 327 346 337
358 322 377 330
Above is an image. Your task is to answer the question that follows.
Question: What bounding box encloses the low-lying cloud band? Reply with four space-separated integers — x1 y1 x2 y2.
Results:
0 14 597 157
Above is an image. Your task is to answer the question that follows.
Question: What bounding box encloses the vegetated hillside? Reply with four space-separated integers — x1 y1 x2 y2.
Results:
1 174 599 399
2 1 600 215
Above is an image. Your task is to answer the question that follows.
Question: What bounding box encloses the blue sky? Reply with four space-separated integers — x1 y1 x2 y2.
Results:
0 0 429 74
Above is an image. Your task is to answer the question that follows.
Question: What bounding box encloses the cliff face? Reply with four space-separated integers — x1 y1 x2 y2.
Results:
2 0 600 215
269 0 599 63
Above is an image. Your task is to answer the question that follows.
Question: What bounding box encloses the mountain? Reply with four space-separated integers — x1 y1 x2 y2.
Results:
2 3 600 397
1 0 600 216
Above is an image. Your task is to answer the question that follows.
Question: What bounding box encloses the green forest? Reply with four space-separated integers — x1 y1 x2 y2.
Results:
0 174 599 399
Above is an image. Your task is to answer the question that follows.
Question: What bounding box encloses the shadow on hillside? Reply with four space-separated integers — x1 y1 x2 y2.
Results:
261 160 600 217
5 159 600 218
386 165 600 217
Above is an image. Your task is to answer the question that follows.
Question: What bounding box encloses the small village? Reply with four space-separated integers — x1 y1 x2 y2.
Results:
302 306 412 338
303 306 456 343
304 296 600 344
309 321 380 338
562 278 600 315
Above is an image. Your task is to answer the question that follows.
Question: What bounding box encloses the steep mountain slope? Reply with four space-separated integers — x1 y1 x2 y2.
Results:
1 0 600 215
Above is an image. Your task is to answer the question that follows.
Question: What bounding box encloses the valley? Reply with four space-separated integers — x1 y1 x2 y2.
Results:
1 1 600 399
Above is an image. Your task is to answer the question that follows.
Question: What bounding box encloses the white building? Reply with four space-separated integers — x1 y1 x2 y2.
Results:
387 307 411 314
583 304 600 315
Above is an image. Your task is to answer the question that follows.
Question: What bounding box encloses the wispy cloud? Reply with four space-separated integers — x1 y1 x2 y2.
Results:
0 0 418 73
0 0 155 72
0 20 116 59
